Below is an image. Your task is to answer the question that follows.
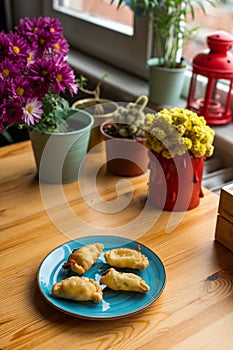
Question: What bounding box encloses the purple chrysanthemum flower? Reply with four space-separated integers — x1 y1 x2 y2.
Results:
27 57 54 82
8 32 29 59
22 97 43 125
0 31 9 57
15 17 40 40
0 78 15 103
34 29 56 55
28 77 50 99
38 17 63 34
52 35 69 56
0 57 24 79
11 76 32 100
27 48 38 63
30 17 68 56
1 99 24 125
52 56 78 95
26 57 52 98
17 17 63 41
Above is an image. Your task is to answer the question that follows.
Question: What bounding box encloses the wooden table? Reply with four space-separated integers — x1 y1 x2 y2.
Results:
1 141 233 350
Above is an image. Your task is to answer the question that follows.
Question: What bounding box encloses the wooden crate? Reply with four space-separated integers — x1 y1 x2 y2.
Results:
215 183 233 252
215 215 233 252
218 184 233 221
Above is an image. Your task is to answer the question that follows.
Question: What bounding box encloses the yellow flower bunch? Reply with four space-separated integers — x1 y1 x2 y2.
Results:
145 108 215 159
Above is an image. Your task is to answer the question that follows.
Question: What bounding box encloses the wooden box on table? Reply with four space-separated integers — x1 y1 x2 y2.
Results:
215 183 233 252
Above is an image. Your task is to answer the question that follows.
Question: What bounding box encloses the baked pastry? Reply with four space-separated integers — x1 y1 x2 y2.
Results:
62 243 104 274
52 276 103 303
100 268 150 293
104 246 149 269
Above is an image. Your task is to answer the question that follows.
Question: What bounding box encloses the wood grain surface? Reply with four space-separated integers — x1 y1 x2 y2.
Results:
1 141 233 350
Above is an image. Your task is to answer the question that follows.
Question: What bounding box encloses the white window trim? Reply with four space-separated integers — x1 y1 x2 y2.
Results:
53 1 134 36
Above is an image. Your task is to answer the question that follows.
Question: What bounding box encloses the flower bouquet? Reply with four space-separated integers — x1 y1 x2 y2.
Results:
144 108 215 211
145 107 215 159
0 16 77 134
0 17 95 184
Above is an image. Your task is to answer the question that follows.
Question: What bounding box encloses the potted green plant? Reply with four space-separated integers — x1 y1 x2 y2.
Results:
72 74 118 150
73 73 115 109
144 107 215 210
100 95 150 176
0 16 94 184
110 0 221 105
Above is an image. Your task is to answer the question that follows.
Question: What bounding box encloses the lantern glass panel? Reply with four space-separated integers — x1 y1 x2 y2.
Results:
195 75 208 100
214 79 232 106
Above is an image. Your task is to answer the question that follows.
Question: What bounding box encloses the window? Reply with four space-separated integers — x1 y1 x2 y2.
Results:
54 0 134 35
42 0 151 79
184 0 233 66
42 0 233 79
10 0 233 82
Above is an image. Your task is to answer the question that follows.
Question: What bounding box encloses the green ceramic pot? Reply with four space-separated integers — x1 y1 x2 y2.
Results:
29 109 94 184
148 58 186 106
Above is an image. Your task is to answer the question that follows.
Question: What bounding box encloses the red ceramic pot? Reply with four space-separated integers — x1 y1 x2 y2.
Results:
148 150 205 211
100 120 149 177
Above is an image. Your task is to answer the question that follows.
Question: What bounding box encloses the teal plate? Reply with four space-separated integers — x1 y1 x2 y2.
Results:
37 236 166 320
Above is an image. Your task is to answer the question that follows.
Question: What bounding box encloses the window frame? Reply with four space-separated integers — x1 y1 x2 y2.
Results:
42 0 152 79
7 0 232 106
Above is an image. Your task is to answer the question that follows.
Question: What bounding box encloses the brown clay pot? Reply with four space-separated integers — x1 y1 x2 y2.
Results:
100 120 149 177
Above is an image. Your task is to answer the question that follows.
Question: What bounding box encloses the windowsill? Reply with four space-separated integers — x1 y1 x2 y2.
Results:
69 48 233 166
212 123 233 167
68 48 148 102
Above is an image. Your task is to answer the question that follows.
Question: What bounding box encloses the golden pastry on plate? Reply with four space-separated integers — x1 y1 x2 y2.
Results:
62 243 104 274
100 268 150 293
104 245 149 269
52 276 103 303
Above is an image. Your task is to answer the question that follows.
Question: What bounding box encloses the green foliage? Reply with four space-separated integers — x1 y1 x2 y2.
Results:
75 75 88 90
76 73 109 100
111 0 221 67
31 93 70 134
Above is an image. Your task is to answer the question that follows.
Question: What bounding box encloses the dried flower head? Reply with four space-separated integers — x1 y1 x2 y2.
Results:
145 108 215 159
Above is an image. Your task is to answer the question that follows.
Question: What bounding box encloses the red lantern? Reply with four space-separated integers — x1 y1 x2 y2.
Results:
187 31 233 125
